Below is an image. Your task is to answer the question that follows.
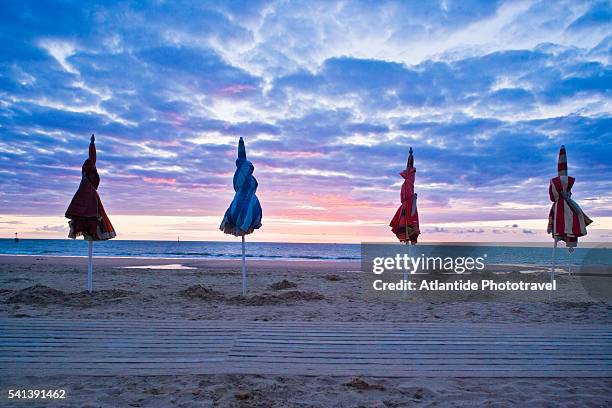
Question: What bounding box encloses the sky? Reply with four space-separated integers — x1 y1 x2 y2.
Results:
0 0 611 243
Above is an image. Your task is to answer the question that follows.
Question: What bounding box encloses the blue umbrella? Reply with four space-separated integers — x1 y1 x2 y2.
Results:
220 137 262 295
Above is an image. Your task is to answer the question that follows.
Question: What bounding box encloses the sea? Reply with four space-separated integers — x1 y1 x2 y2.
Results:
0 239 610 266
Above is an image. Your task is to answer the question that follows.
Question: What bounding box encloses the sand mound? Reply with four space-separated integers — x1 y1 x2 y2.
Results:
7 284 66 305
269 280 298 290
179 285 224 300
179 284 322 305
6 285 136 306
234 389 263 401
231 290 324 306
72 289 135 301
343 377 385 391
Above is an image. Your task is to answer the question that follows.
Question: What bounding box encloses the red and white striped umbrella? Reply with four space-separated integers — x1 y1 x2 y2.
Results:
546 145 592 248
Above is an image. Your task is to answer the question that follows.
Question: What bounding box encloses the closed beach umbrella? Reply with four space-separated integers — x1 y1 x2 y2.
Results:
65 134 116 292
390 147 419 293
220 137 262 296
390 147 420 244
547 145 592 290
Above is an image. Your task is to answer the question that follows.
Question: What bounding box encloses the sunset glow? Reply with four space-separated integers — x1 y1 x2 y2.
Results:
1 1 610 243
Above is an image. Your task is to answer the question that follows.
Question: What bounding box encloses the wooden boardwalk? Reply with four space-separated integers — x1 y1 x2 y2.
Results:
1 319 611 377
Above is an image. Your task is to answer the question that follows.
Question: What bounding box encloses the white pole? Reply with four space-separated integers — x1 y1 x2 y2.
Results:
241 235 247 296
87 241 93 293
568 250 573 276
404 242 409 297
549 239 557 301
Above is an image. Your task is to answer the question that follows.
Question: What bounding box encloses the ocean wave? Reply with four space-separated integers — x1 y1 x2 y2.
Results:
2 239 609 265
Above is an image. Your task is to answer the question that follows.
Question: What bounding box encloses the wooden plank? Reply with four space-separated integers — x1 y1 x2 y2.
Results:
230 342 610 350
3 350 608 358
0 330 237 336
234 339 611 345
225 330 612 336
0 323 237 329
3 321 608 329
3 343 607 350
0 368 220 376
2 319 610 331
5 356 608 365
2 318 610 378
227 348 612 357
0 345 232 351
203 329 612 336
0 338 230 344
0 350 229 356
2 361 609 370
3 328 610 337
1 318 606 325
224 356 612 365
228 349 612 356
2 368 607 378
4 333 604 341
0 357 226 363
4 329 608 339
3 324 610 335
225 362 612 372
0 362 223 370
3 348 608 358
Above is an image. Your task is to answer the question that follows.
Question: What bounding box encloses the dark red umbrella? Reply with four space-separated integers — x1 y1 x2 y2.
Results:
65 134 116 292
390 147 420 244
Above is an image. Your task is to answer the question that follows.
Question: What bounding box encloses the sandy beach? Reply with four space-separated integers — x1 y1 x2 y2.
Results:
1 255 610 323
1 255 610 407
2 373 610 408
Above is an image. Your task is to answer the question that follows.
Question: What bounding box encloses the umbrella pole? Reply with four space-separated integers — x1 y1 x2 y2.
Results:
241 235 247 296
404 241 409 297
549 239 557 301
404 184 410 297
568 250 573 276
87 241 93 293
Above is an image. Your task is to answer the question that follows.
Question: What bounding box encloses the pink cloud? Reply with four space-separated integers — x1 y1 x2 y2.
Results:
216 84 256 96
268 151 323 159
143 177 176 185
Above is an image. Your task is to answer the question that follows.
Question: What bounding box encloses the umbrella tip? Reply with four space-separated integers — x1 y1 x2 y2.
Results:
90 134 95 143
406 147 414 169
238 137 246 160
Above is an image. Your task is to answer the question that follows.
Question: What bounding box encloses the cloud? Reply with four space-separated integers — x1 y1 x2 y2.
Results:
35 224 67 232
0 220 24 225
0 0 610 237
567 1 612 32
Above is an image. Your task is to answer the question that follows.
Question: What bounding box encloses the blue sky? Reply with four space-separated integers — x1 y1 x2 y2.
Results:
0 0 610 242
